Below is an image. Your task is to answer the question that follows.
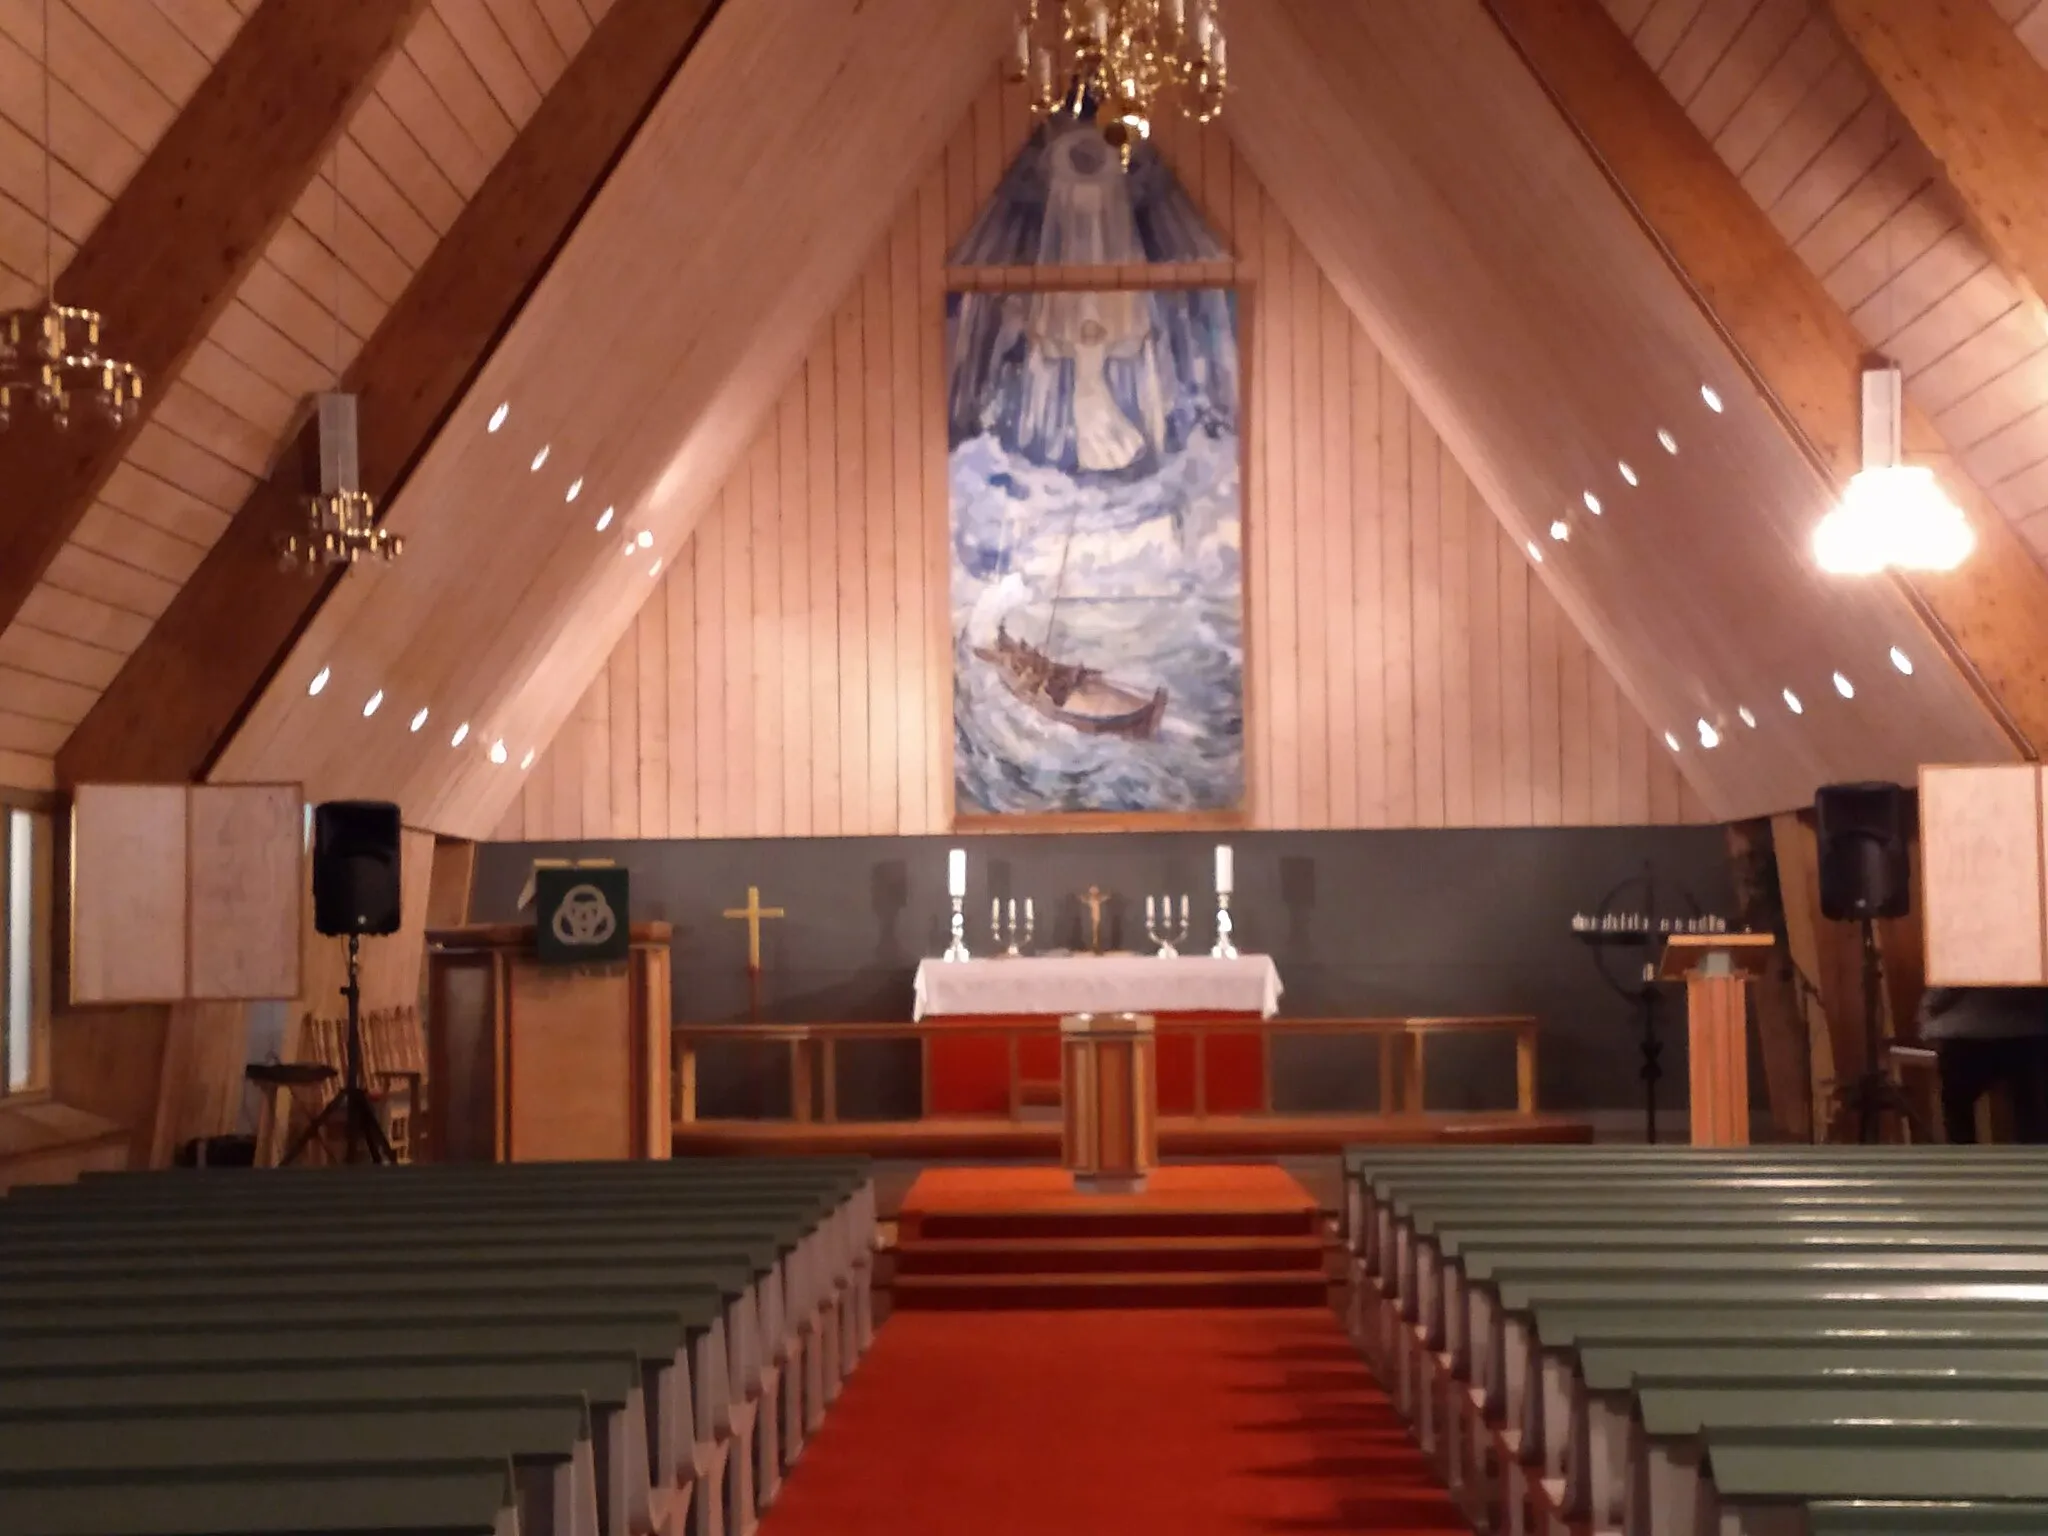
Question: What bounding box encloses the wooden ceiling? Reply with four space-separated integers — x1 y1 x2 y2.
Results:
7 0 2048 831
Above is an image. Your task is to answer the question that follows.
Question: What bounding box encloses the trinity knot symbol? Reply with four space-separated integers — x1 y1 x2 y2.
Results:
551 883 619 947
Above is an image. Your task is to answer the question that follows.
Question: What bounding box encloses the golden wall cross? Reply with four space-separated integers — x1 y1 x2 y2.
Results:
722 885 785 972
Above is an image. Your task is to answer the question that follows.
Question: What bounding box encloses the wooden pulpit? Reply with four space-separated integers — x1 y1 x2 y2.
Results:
1659 933 1775 1148
426 922 673 1162
1060 1012 1157 1194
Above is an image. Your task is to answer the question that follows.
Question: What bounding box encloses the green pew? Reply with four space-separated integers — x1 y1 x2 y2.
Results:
2 1465 522 1536
1631 1386 2048 1536
1806 1502 2048 1536
0 1271 751 1536
0 1309 716 1536
0 1229 798 1512
0 1403 595 1536
0 1360 650 1536
1700 1428 2048 1536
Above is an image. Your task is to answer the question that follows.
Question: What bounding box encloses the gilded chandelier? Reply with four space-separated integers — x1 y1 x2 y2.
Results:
0 0 141 431
279 489 404 571
1009 0 1228 163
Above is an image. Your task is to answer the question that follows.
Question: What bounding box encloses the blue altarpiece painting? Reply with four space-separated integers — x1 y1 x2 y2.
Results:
947 117 1242 817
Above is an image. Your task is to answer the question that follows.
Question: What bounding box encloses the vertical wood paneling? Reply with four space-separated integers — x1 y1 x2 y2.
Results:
510 80 1712 837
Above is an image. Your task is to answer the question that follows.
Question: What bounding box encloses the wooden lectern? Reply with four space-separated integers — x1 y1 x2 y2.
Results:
1659 932 1775 1147
425 922 673 1162
1059 1012 1157 1194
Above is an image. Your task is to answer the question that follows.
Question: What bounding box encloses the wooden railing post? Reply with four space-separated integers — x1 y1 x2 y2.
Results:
1515 1023 1538 1115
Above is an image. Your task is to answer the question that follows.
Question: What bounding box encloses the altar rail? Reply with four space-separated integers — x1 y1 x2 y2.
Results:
672 1014 1538 1126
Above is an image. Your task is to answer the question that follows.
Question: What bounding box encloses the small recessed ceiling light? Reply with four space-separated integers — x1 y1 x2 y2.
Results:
410 707 429 733
565 478 583 503
451 722 470 747
596 506 615 532
1527 540 1544 563
1834 671 1855 699
308 666 330 697
1549 520 1569 542
650 558 663 577
1784 689 1803 715
488 403 508 433
1890 646 1914 675
1582 492 1602 516
1698 719 1720 749
530 446 550 472
622 540 636 557
362 690 383 718
519 749 535 771
1664 731 1682 752
489 739 508 765
636 530 653 550
1738 706 1757 728
1658 429 1679 454
1618 461 1638 486
1701 385 1724 413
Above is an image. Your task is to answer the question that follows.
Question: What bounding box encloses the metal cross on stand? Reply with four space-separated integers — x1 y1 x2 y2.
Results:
722 884 785 1022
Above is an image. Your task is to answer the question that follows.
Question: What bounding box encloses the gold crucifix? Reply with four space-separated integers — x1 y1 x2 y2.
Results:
722 885 785 972
1081 885 1109 954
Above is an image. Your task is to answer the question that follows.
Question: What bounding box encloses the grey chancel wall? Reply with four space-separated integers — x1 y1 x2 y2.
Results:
473 825 1733 1119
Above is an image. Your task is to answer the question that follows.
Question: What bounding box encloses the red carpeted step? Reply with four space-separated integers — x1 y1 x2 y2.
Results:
756 1308 1468 1536
912 1207 1321 1241
896 1234 1331 1276
892 1269 1333 1309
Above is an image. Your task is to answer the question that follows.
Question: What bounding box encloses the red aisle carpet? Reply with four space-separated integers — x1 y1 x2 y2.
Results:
759 1308 1468 1535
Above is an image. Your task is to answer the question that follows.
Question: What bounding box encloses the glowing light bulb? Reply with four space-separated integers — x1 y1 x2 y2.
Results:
1738 706 1756 728
1583 492 1602 516
1549 520 1569 542
488 403 508 433
519 749 535 770
1701 384 1724 413
596 506 614 532
410 707 429 733
1659 429 1678 454
565 478 582 503
362 690 383 718
451 722 470 747
489 739 507 764
1697 719 1720 749
530 446 550 472
1619 461 1638 486
636 530 653 549
1891 647 1914 675
1664 731 1681 752
308 667 330 697
1834 672 1855 699
1526 541 1544 563
1784 689 1803 715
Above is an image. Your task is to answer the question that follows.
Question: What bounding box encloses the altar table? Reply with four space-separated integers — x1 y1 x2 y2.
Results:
911 955 1282 1117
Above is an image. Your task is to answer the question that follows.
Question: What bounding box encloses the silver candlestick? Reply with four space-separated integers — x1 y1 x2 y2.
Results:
1211 891 1238 958
990 897 1035 957
1145 893 1190 958
944 895 970 962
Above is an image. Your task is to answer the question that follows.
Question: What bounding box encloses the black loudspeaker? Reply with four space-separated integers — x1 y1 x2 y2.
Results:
312 800 402 937
1814 781 1912 922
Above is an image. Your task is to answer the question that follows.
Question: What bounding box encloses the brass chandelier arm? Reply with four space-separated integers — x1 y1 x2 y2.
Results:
1009 0 1228 160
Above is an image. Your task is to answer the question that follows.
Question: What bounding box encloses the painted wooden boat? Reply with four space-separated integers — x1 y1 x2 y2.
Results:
974 625 1167 740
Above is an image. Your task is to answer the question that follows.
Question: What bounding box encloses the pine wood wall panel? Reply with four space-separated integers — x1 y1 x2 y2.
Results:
1600 0 2048 559
0 0 258 311
0 0 598 795
499 88 1710 841
213 0 1014 841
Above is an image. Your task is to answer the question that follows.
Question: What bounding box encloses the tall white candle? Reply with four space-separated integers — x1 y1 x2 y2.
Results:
948 848 966 897
1025 898 1034 926
1215 844 1234 894
1180 894 1189 924
1146 895 1156 926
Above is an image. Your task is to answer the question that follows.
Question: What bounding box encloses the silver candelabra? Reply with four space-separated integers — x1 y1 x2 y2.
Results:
990 898 1035 957
1146 894 1190 958
1211 892 1238 958
943 895 970 961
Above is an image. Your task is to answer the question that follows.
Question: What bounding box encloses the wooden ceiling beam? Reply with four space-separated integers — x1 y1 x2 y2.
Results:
1489 0 2048 758
1824 0 2048 334
58 0 726 789
0 0 427 644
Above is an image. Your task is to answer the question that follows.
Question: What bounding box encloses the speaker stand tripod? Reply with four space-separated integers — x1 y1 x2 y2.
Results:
1825 916 1926 1145
282 933 395 1166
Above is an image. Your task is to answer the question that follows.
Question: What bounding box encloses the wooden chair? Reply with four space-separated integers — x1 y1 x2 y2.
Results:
258 1007 429 1164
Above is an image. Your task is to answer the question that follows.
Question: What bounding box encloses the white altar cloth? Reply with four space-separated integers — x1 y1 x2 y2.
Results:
912 954 1282 1021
